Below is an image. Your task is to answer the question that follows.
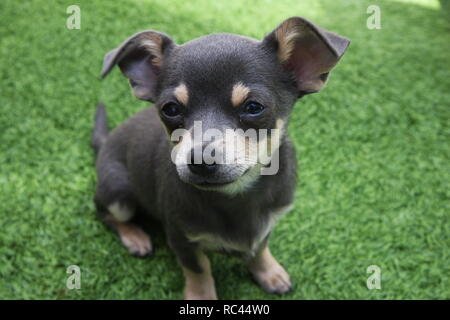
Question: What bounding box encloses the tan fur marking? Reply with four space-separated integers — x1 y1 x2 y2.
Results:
139 33 163 67
231 82 250 107
174 83 189 105
183 250 217 300
104 215 152 256
275 19 304 63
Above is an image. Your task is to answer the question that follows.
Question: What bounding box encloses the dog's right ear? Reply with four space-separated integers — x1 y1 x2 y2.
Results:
101 31 175 102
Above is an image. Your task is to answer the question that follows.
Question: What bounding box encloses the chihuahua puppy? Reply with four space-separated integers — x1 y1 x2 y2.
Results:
93 17 349 299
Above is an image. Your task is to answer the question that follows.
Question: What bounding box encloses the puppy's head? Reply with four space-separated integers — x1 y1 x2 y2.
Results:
102 17 350 195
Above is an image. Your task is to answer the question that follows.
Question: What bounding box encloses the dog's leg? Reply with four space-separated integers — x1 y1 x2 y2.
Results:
101 205 153 257
169 234 217 300
95 151 153 257
248 244 292 294
181 250 217 300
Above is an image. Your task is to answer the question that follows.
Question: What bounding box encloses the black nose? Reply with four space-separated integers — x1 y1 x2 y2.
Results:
189 152 218 176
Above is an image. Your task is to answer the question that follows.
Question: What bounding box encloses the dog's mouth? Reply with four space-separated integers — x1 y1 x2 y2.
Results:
191 167 252 190
195 181 233 188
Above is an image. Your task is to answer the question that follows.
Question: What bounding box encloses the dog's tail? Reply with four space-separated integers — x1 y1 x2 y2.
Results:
92 103 109 155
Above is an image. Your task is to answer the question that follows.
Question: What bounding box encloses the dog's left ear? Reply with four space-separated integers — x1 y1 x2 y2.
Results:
101 31 175 102
262 17 350 96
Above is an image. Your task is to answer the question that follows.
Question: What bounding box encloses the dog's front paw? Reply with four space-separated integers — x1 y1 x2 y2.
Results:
184 289 218 300
248 247 292 295
250 262 292 294
184 282 218 300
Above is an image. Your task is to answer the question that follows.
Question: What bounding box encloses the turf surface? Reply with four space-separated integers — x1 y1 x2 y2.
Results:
0 0 449 299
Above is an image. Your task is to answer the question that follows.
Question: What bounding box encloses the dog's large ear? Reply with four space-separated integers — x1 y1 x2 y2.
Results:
101 31 175 102
262 17 350 96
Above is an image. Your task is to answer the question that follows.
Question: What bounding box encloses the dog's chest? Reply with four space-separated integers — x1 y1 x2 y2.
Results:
185 204 293 255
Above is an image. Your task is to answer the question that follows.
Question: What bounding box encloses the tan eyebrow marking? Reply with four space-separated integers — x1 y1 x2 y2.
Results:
231 82 250 107
174 83 189 105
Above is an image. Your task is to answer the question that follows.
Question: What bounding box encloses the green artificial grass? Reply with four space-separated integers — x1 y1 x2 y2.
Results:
0 0 449 299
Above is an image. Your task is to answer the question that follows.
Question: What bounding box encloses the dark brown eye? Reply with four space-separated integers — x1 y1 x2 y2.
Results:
244 101 265 116
161 103 182 118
